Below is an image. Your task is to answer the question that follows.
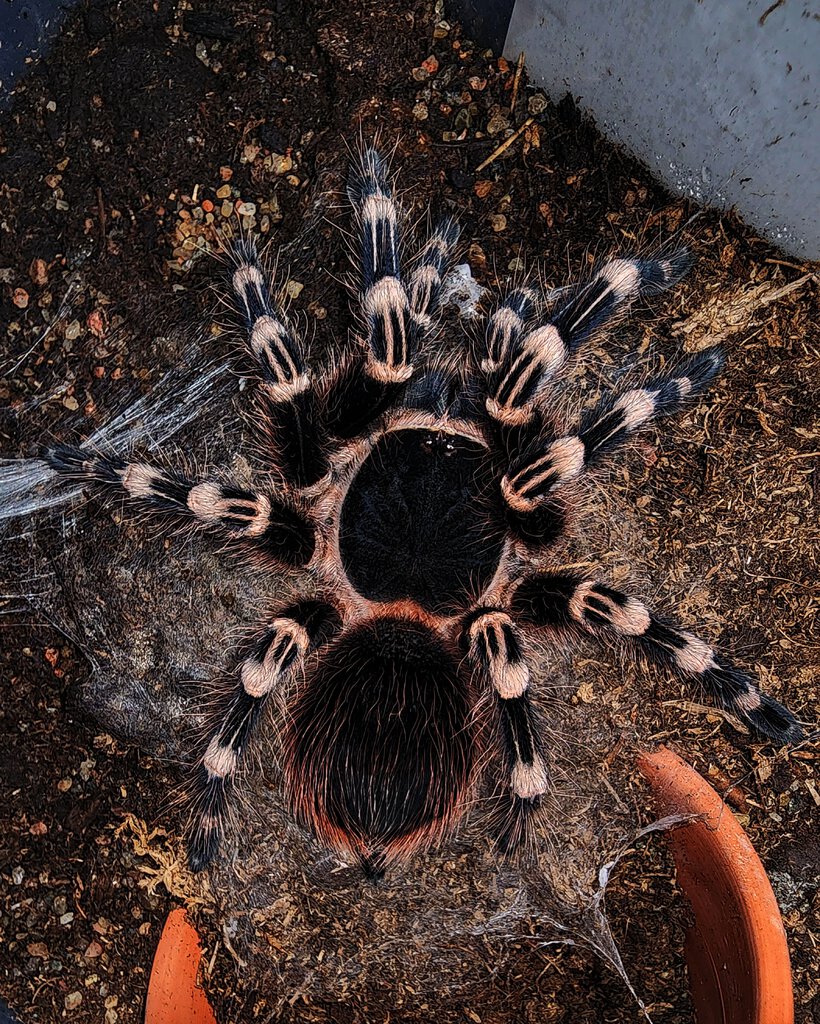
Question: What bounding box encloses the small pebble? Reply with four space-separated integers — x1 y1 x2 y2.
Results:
57 778 72 792
221 200 234 218
454 108 471 130
12 287 29 309
266 153 292 175
411 67 429 82
508 257 525 272
87 310 106 337
237 201 256 216
216 184 232 199
421 55 439 74
219 166 233 181
528 93 548 114
486 112 510 135
62 396 79 411
64 992 82 1011
29 258 48 285
412 102 429 121
284 280 304 300
12 866 24 885
489 214 507 232
433 20 450 38
60 912 75 925
65 320 82 341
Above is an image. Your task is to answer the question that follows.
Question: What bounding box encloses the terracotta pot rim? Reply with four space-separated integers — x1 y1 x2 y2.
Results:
144 907 217 1024
638 744 794 1024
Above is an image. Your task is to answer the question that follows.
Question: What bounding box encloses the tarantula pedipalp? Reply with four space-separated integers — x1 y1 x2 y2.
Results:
45 148 803 876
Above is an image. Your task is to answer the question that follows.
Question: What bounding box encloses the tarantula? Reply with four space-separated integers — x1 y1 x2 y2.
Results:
45 148 802 875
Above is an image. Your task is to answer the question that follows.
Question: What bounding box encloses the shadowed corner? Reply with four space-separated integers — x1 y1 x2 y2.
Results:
445 0 516 55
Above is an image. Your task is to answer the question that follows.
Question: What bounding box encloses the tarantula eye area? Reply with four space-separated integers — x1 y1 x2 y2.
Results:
284 617 474 868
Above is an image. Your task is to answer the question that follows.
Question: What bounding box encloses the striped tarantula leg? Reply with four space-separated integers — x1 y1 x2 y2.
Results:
231 240 328 489
511 572 804 744
348 147 418 385
43 445 314 566
462 610 546 849
187 601 342 870
407 217 461 330
481 287 538 373
485 252 692 429
501 349 725 513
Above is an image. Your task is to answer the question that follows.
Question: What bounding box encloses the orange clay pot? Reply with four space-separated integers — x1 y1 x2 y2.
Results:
144 750 793 1023
145 908 217 1024
639 746 794 1024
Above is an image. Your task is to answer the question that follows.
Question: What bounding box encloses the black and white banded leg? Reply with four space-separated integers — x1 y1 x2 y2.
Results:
187 600 342 870
324 155 461 443
484 252 692 429
501 348 724 515
462 610 546 849
44 445 314 567
482 287 539 374
510 571 804 744
347 147 417 385
407 217 461 335
230 241 328 490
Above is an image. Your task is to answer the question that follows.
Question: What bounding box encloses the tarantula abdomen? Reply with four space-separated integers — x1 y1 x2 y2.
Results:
285 614 475 873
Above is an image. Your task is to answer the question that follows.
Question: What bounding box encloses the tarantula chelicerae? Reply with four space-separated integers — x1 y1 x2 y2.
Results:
46 148 802 874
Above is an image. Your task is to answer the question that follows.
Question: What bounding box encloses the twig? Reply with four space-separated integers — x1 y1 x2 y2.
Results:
764 257 811 273
475 116 535 173
509 51 525 112
759 0 784 26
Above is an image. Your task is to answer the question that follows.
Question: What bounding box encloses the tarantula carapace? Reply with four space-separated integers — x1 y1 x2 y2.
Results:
46 148 802 875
